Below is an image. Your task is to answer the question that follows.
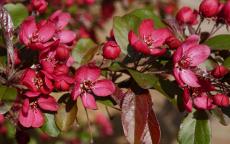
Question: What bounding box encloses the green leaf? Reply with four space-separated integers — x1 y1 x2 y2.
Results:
178 111 211 144
4 3 28 27
109 62 125 72
113 16 130 55
71 38 97 65
0 85 17 101
5 120 16 138
41 113 60 137
224 57 230 68
55 97 78 131
205 35 230 50
96 98 115 107
128 8 164 28
128 69 158 89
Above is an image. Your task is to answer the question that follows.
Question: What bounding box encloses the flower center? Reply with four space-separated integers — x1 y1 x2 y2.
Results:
30 101 38 109
179 57 191 69
33 77 43 89
81 80 94 91
31 32 40 43
144 35 153 47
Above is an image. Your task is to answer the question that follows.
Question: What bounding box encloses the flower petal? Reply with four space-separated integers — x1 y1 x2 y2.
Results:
187 45 210 66
74 65 100 83
149 47 167 56
92 80 115 96
151 28 171 48
194 94 213 110
19 107 34 128
173 67 185 87
32 109 45 128
179 69 200 87
138 19 155 39
57 30 76 44
182 35 200 53
71 83 81 101
22 98 30 115
81 93 97 109
24 91 40 97
182 88 192 112
38 95 58 111
38 21 56 42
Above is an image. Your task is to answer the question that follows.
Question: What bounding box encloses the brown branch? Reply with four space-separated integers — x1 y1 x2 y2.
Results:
0 6 14 79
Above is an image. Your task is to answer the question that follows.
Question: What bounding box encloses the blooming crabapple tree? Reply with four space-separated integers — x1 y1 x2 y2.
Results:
0 0 229 143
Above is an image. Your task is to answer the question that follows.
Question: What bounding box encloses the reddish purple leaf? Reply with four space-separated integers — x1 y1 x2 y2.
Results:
121 90 161 144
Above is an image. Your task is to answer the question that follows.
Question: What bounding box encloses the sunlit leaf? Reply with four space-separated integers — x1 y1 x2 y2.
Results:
41 113 60 137
178 111 211 144
55 95 78 131
205 35 230 50
71 38 97 65
4 3 28 27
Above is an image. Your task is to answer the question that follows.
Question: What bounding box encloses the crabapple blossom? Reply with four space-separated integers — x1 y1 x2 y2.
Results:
128 19 171 56
71 65 115 109
176 7 198 25
31 0 48 14
173 35 210 87
18 95 58 128
211 65 229 78
102 41 121 60
199 0 220 18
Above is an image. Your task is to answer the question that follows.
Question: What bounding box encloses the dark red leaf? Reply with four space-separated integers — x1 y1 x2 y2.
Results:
121 90 161 144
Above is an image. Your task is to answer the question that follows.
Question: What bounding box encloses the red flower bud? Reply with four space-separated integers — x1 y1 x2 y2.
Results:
211 65 229 78
224 0 230 24
213 94 229 107
0 114 4 124
31 0 48 14
54 64 69 76
199 0 220 17
56 45 70 60
165 36 181 49
176 7 198 25
102 41 121 60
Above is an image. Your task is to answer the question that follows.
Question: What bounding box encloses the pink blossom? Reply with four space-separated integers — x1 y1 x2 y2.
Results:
176 7 198 25
213 94 229 107
21 69 53 97
193 93 215 110
31 0 48 14
128 19 171 56
199 0 220 18
224 0 230 24
173 35 210 87
102 41 121 60
19 95 58 128
71 65 115 109
54 75 74 91
182 88 193 112
49 10 71 30
211 65 229 78
95 113 113 136
19 17 56 50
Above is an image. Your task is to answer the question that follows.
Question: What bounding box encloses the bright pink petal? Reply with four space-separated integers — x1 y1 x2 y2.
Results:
57 30 76 44
75 65 100 83
19 16 37 45
66 56 75 67
149 48 167 56
182 35 200 53
92 80 115 96
24 91 40 97
173 45 183 64
138 19 155 39
32 109 45 128
50 10 71 30
179 69 200 87
151 28 171 48
194 94 213 110
128 31 139 46
187 45 210 66
19 107 34 128
81 93 97 109
71 83 81 101
22 98 30 115
173 68 185 87
182 88 192 112
38 21 56 42
38 96 58 111
21 69 38 92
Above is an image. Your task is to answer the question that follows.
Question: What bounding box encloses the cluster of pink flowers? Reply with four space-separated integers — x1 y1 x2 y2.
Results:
172 0 230 112
18 9 116 127
176 0 230 26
